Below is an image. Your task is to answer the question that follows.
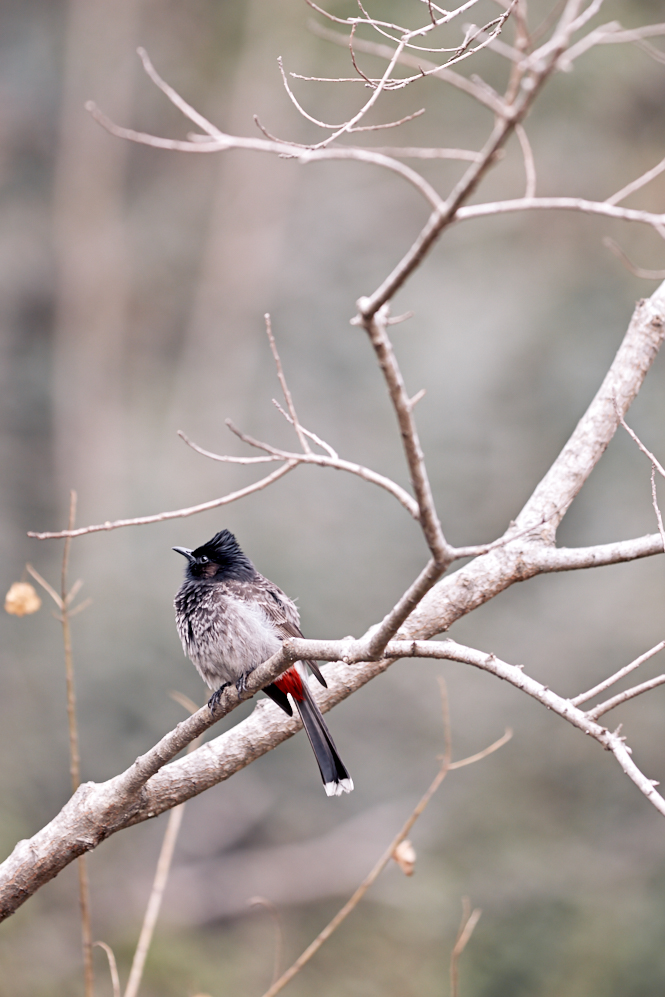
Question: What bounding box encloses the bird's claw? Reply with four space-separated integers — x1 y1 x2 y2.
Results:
208 683 230 713
236 672 252 700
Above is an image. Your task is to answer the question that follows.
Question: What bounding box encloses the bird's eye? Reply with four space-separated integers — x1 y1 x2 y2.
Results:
200 555 209 564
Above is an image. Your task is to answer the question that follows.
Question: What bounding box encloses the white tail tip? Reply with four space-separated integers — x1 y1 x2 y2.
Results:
324 778 354 797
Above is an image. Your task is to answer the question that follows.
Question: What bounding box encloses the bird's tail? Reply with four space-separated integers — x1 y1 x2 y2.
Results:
295 682 354 796
273 664 353 796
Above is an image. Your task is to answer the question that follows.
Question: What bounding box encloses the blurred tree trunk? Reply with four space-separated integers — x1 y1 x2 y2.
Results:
52 0 140 516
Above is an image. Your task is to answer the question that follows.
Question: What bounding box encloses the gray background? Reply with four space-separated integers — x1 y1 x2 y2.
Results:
1 1 665 994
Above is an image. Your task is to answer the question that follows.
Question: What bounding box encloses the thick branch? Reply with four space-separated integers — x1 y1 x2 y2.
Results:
515 280 665 538
7 621 665 921
401 281 665 636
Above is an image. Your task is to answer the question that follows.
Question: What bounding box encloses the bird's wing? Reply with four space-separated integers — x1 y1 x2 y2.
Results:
228 575 327 687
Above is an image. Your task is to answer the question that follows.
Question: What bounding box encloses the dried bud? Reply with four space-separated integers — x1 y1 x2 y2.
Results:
4 582 41 617
393 839 416 876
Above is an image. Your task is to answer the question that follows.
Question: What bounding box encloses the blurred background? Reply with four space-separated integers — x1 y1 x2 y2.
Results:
1 0 665 994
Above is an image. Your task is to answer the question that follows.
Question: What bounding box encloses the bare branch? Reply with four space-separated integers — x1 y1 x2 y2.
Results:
515 123 536 198
264 314 311 454
87 101 446 211
514 282 665 538
562 20 665 66
448 727 513 768
308 22 509 115
136 47 224 139
277 55 346 129
270 401 338 457
349 23 375 86
603 238 665 281
401 284 665 638
451 899 482 997
188 421 421 519
349 108 426 131
455 196 665 232
534 533 665 571
354 37 569 317
25 563 63 610
651 465 665 553
357 306 450 563
94 943 120 997
355 146 481 161
363 558 446 658
617 408 665 480
28 462 298 539
572 640 665 706
606 152 665 206
588 673 665 720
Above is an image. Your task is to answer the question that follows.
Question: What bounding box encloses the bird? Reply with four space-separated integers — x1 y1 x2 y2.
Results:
173 529 353 797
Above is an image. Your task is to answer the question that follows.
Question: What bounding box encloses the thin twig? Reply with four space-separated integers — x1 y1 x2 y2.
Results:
450 511 552 560
603 238 665 280
124 697 205 997
308 22 509 114
515 123 536 198
637 38 665 65
181 424 420 518
448 727 513 768
616 407 665 480
450 899 482 997
25 564 63 610
453 196 665 232
86 101 446 211
355 0 658 319
271 400 338 458
94 942 120 997
651 465 665 552
61 493 94 997
28 461 299 539
123 809 187 997
136 47 224 140
571 640 665 706
606 152 665 206
349 108 426 132
359 307 449 564
249 898 284 987
349 23 375 87
264 315 311 454
588 673 665 720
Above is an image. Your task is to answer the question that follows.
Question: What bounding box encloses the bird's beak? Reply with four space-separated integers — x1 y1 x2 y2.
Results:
172 546 195 562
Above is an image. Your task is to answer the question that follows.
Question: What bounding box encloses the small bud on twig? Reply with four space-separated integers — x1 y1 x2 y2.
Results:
393 839 416 876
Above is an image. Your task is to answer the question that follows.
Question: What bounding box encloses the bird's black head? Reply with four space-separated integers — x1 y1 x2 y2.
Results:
173 529 257 582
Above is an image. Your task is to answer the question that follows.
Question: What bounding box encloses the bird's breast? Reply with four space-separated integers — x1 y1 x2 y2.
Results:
174 582 282 688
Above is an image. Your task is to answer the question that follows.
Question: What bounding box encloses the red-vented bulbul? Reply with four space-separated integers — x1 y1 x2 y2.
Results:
173 529 353 796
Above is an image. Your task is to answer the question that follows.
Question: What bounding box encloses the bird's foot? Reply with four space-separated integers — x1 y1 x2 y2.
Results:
208 683 230 713
236 672 253 700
